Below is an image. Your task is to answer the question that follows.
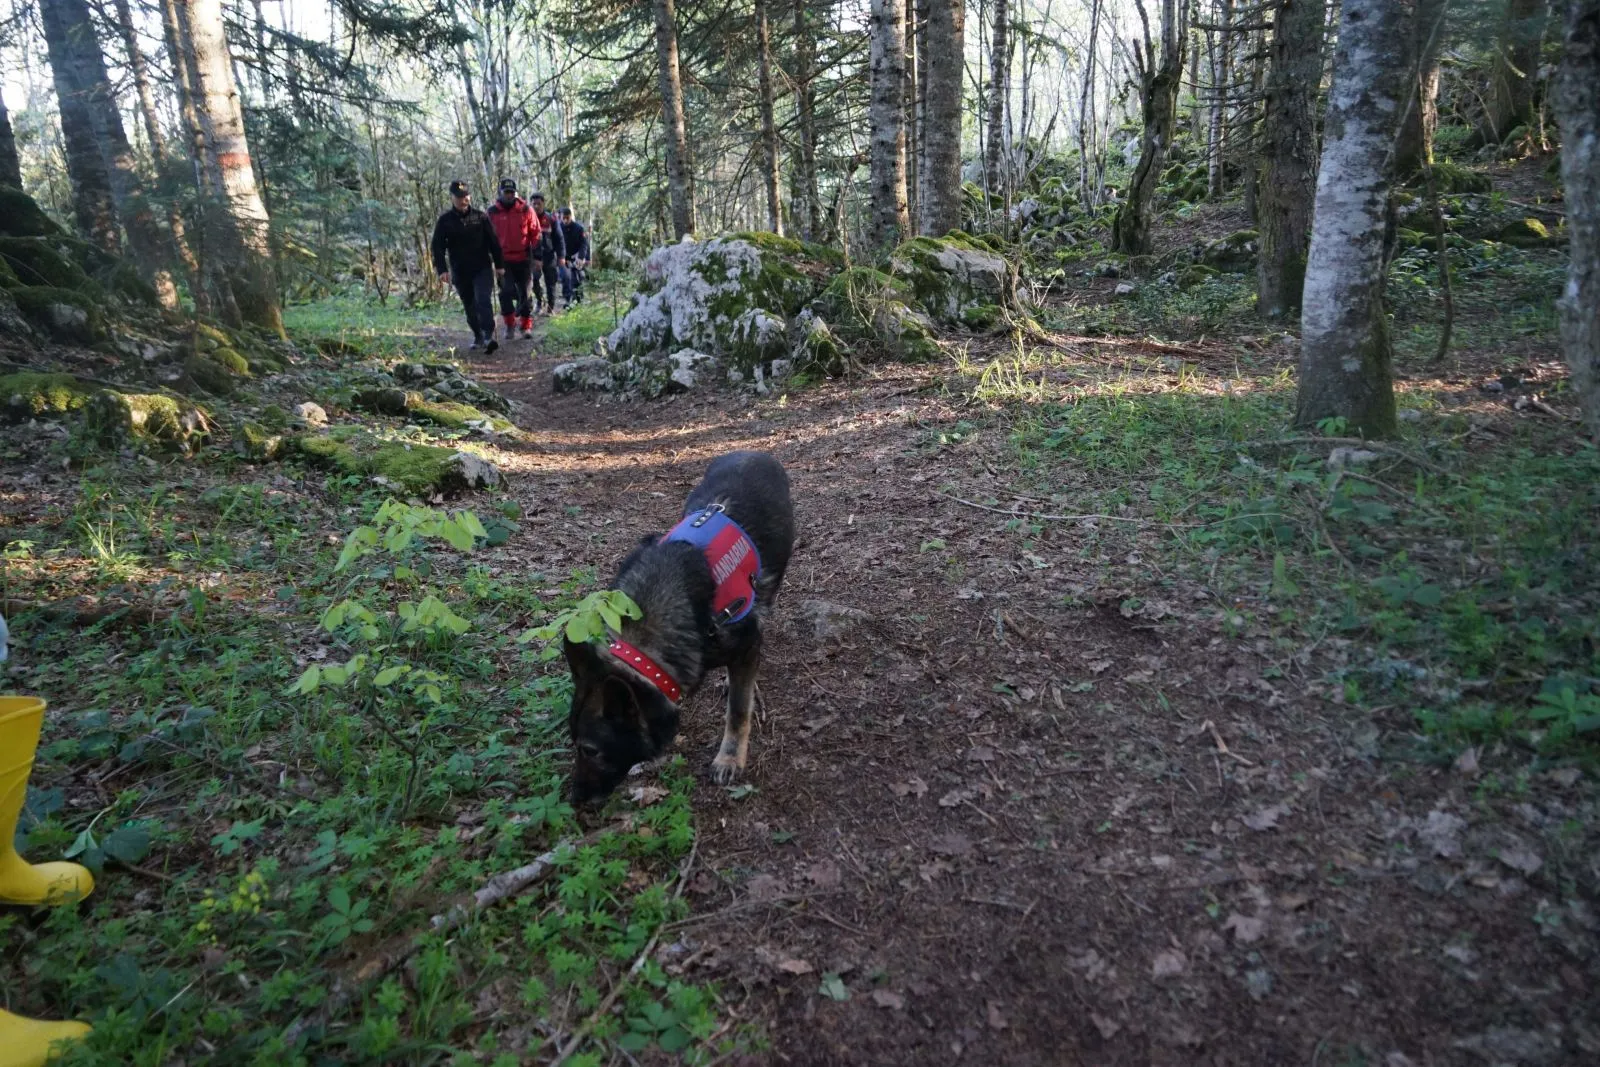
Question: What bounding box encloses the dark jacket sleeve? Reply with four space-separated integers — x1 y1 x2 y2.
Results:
548 215 566 259
485 213 504 270
430 214 449 275
571 223 589 260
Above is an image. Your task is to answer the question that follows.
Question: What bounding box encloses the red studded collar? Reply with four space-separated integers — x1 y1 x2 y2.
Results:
607 639 682 704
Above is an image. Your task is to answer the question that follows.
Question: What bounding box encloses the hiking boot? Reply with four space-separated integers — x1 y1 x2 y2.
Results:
521 327 533 339
485 338 500 354
469 340 482 351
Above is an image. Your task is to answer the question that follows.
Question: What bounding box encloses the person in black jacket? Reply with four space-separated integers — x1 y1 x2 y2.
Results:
430 180 505 351
527 193 565 315
558 208 589 308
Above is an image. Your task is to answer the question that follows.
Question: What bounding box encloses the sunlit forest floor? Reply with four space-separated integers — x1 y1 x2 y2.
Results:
3 160 1597 1066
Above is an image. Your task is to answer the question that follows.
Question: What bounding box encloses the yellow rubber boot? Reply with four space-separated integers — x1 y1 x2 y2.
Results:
0 697 94 906
0 1009 90 1067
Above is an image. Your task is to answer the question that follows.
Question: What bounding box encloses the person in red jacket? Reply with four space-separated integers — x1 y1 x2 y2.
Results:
486 179 541 338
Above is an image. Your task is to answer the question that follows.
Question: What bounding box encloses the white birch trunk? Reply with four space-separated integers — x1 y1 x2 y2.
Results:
1294 0 1410 436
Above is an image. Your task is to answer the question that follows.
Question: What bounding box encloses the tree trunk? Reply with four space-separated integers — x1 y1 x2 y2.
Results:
756 0 783 235
162 0 239 322
0 93 22 189
986 0 1010 207
919 0 965 236
1555 0 1600 438
39 0 121 254
906 2 921 226
112 0 205 310
1294 0 1409 437
1396 0 1449 174
1241 26 1267 223
653 0 695 239
41 0 178 306
869 0 911 247
794 0 821 241
1078 0 1104 206
1257 0 1324 318
176 0 282 333
1478 0 1549 145
1112 0 1187 255
1206 0 1233 197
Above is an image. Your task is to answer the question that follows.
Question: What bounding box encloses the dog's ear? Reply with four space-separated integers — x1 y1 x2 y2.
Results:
563 638 605 687
601 674 649 729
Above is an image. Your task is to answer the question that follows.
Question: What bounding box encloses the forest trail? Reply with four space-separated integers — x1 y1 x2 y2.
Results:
434 328 1591 1066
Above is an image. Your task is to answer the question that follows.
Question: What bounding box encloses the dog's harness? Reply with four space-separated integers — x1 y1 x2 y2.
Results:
606 505 763 705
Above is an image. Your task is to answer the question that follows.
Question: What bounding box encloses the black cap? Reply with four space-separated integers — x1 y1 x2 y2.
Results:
529 191 545 201
499 178 516 193
561 207 573 216
448 179 469 197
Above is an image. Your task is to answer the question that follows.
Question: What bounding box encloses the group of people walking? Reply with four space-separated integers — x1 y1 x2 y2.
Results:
429 178 591 352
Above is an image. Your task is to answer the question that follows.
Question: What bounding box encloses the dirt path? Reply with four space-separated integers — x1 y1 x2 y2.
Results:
449 329 1595 1067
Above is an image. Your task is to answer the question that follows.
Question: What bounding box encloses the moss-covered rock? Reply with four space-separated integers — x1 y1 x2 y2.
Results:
210 347 250 376
85 390 207 451
101 259 158 307
0 187 63 238
1176 264 1220 289
815 267 939 363
296 428 500 495
0 254 18 290
962 304 1001 331
184 355 242 396
1497 217 1559 248
606 236 821 362
314 337 370 360
786 310 845 375
0 372 95 419
411 398 514 433
1196 230 1259 272
12 286 104 342
0 238 94 291
352 387 422 416
890 235 1020 324
1428 161 1492 195
235 421 287 461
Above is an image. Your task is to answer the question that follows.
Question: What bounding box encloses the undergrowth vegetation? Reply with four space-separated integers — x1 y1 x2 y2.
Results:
952 341 1600 769
3 317 755 1065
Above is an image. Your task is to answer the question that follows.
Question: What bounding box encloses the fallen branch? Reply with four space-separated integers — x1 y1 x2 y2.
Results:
282 838 579 1048
551 838 698 1066
1247 437 1453 476
936 491 1276 530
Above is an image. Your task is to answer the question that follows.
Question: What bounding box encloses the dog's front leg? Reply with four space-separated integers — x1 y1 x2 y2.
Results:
712 639 760 784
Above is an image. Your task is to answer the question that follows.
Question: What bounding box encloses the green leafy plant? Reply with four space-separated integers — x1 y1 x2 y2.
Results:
517 588 643 660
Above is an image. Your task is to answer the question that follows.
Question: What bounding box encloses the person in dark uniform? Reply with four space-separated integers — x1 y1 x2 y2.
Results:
558 208 589 308
527 193 566 315
430 179 505 351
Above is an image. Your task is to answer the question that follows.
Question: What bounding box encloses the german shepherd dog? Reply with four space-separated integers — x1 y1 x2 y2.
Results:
563 451 794 804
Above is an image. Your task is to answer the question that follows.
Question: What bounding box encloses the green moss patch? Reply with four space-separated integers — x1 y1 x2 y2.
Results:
0 187 62 238
0 237 93 291
85 390 206 451
11 285 104 342
295 430 497 495
412 399 514 433
0 372 95 419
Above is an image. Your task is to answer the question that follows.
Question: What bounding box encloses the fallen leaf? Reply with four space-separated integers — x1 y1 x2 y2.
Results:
1088 659 1113 674
1069 949 1108 981
1222 912 1267 944
778 958 815 975
938 787 975 808
871 989 905 1010
1241 803 1290 832
967 746 997 762
929 833 973 858
1419 810 1468 858
1244 967 1274 1000
627 785 668 807
891 776 929 798
1123 670 1154 684
987 1001 1008 1031
805 859 842 888
1454 746 1481 776
1090 1012 1122 1040
1277 892 1312 911
918 860 953 882
746 874 786 900
1151 949 1187 979
1496 841 1543 875
818 973 849 1001
1443 944 1479 965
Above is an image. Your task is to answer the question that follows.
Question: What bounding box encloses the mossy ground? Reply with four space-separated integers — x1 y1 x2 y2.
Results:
0 372 96 417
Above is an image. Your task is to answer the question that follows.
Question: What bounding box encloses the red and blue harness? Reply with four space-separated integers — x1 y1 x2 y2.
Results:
607 506 763 704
